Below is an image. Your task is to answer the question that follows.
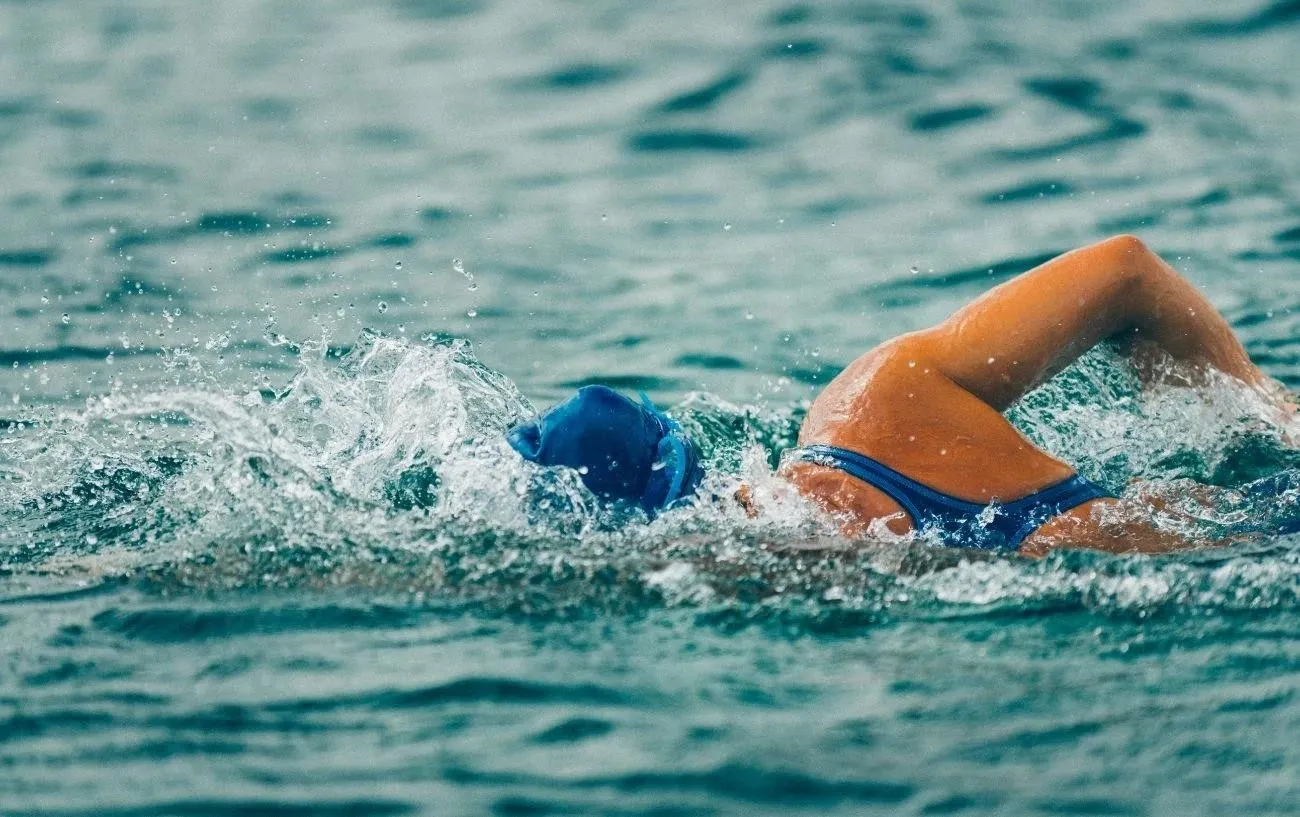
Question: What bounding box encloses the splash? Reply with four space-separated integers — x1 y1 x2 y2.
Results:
1 334 1297 622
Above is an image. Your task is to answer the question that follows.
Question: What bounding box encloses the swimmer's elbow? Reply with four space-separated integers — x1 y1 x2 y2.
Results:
1099 233 1149 257
1095 234 1154 287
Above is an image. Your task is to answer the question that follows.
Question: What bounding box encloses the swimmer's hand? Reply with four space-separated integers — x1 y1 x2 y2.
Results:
734 484 759 518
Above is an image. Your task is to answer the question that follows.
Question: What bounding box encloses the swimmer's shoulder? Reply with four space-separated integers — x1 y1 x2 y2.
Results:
801 332 947 444
801 332 1076 500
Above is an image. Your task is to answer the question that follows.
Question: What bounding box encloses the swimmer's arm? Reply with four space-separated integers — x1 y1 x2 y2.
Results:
911 235 1269 411
1019 489 1245 557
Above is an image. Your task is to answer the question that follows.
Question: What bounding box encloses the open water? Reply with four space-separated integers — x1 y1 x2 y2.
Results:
3 0 1300 814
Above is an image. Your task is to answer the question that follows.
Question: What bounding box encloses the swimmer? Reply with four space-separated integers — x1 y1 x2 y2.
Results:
507 235 1299 555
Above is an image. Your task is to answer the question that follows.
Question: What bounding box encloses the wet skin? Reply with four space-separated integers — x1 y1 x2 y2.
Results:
781 235 1296 555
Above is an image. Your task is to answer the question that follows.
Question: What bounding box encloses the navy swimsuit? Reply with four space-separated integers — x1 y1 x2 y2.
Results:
790 444 1112 551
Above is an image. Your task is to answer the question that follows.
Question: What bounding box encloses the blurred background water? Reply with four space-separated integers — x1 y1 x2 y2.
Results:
2 0 1300 814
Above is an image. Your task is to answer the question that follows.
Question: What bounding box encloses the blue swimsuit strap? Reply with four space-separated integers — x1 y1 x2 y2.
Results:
792 444 1112 550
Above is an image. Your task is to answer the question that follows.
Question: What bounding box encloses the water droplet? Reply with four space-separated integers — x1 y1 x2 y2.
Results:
600 214 608 223
908 360 916 368
987 357 996 364
40 295 49 304
577 466 589 475
723 222 732 232
744 311 754 320
378 301 388 313
453 257 476 290
394 261 403 270
909 265 919 275
466 308 477 318
170 257 178 265
61 313 70 324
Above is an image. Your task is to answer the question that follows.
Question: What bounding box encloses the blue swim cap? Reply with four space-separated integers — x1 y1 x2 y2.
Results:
507 385 704 514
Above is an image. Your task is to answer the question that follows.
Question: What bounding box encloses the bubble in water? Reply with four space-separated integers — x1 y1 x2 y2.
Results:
61 313 70 324
394 261 403 271
744 311 754 320
910 265 919 275
467 309 477 318
378 301 389 313
723 223 732 232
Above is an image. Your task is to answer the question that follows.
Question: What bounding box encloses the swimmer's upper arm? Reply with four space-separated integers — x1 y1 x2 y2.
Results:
911 235 1262 411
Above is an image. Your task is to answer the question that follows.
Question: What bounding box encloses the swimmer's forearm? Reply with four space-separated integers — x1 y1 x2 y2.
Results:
1019 492 1243 557
917 235 1269 410
1022 523 1237 556
1120 241 1264 388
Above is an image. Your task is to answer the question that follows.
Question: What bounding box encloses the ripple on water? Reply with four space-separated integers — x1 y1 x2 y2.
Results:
3 801 418 817
0 248 57 267
626 130 761 153
90 603 425 644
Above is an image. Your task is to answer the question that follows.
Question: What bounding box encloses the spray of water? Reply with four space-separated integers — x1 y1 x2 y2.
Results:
1 334 1297 620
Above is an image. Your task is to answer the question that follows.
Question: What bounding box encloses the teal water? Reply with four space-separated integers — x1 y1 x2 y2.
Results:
3 0 1300 814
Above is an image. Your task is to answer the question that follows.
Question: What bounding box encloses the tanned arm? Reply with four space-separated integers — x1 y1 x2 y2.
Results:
911 234 1272 410
899 235 1286 555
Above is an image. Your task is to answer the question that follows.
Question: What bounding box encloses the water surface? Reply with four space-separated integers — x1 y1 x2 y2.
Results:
2 0 1300 814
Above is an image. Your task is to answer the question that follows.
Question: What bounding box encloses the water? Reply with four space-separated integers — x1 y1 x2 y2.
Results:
3 0 1300 814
